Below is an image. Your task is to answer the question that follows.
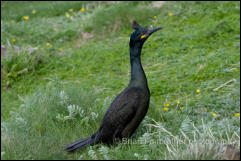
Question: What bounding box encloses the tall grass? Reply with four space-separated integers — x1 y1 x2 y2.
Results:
1 79 239 159
1 79 100 159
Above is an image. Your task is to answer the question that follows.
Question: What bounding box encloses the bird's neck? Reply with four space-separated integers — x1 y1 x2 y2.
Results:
129 46 148 88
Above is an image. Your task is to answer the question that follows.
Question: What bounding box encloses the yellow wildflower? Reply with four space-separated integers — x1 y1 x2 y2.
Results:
169 12 173 16
177 101 180 104
81 7 85 12
46 42 51 47
212 113 216 117
165 103 170 107
156 108 160 111
234 113 240 117
23 16 29 20
180 107 184 110
11 38 16 42
66 13 70 18
153 16 157 20
163 107 169 111
32 10 36 14
196 89 200 94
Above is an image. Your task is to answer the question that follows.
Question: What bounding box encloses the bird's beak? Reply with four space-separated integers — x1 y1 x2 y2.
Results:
146 26 162 37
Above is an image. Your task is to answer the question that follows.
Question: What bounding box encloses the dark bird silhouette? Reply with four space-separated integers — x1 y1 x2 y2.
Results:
65 21 162 152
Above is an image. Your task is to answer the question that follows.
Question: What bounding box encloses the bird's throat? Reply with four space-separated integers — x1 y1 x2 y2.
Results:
129 47 148 88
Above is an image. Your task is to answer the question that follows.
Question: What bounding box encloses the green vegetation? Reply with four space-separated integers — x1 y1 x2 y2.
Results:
1 1 240 160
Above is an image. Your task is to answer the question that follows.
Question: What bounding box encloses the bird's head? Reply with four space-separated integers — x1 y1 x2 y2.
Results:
130 21 162 48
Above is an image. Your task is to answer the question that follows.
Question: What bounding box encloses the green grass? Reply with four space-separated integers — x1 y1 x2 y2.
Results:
1 1 240 160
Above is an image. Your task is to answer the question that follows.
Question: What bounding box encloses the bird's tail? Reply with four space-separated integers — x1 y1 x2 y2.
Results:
64 136 97 152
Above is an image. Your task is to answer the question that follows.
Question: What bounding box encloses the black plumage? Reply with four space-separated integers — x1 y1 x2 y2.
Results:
65 21 162 152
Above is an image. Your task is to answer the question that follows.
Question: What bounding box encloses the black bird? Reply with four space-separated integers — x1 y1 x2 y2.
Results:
65 21 162 152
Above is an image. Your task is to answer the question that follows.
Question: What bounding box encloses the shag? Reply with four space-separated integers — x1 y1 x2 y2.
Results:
65 21 162 152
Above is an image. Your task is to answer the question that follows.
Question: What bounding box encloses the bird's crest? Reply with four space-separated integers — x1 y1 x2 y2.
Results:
132 20 141 30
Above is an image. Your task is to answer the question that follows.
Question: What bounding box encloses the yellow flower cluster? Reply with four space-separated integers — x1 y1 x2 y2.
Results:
153 11 173 21
155 88 238 119
15 7 88 53
66 7 85 18
21 7 86 22
162 103 170 111
164 101 184 111
21 10 37 21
